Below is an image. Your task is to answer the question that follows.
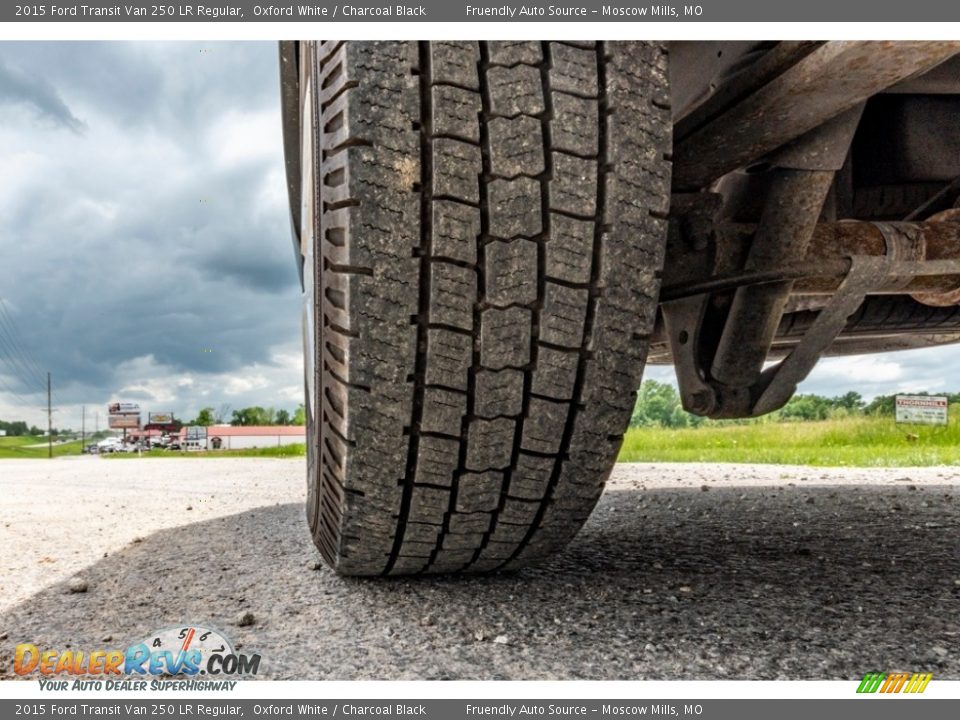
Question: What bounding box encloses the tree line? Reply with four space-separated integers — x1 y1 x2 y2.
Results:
185 404 306 427
630 380 960 429
0 419 52 436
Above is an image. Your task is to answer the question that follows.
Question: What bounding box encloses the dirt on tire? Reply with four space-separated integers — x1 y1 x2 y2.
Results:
305 41 672 575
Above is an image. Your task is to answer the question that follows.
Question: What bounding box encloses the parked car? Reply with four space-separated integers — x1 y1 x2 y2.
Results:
95 437 123 454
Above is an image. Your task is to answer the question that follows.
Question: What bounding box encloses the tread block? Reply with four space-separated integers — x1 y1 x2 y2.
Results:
389 556 429 574
480 306 533 369
456 470 504 511
396 540 435 557
408 486 449 523
486 239 538 307
427 550 475 572
488 116 545 178
421 388 467 434
432 200 480 264
466 418 515 470
531 345 580 400
540 283 589 347
449 512 494 534
441 532 486 551
551 91 599 157
549 152 598 217
546 213 594 284
429 262 476 330
499 497 541 526
488 41 542 67
431 84 481 143
487 177 542 238
474 368 525 418
486 522 529 544
488 65 544 117
402 521 442 543
425 328 473 390
509 453 555 500
521 397 569 454
433 138 482 203
430 41 480 90
549 43 598 97
414 436 460 489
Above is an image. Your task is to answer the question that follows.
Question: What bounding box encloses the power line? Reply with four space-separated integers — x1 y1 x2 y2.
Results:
0 299 47 389
0 332 45 396
0 371 34 407
0 298 66 408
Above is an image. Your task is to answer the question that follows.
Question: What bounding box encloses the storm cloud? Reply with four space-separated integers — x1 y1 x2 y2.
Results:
2 41 959 431
0 42 302 427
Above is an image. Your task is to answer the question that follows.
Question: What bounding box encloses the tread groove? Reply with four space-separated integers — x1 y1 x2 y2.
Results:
304 41 671 576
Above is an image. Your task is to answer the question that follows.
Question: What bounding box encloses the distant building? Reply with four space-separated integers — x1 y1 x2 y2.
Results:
199 425 305 450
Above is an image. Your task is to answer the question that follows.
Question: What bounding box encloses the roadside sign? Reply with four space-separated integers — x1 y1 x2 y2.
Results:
108 414 140 429
108 402 140 415
185 426 208 440
148 412 174 424
895 395 948 426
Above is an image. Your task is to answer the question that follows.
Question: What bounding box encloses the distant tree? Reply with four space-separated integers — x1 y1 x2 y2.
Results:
0 420 29 436
292 404 306 426
190 407 215 426
275 409 291 425
214 403 232 424
631 380 702 428
230 406 273 426
832 391 865 412
778 394 832 421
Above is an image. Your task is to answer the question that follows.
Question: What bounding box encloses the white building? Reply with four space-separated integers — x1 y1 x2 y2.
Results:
199 425 305 450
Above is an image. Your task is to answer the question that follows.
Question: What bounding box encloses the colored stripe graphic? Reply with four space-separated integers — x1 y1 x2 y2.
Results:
857 672 932 693
857 673 886 693
905 673 933 693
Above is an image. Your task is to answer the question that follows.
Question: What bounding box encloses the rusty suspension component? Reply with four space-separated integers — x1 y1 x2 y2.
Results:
672 41 960 191
660 215 960 419
661 219 960 302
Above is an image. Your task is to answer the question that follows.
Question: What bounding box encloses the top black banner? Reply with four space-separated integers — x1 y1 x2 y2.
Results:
7 0 960 22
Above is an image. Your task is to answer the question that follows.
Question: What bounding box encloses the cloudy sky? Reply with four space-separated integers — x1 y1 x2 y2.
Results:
0 42 301 429
1 41 959 430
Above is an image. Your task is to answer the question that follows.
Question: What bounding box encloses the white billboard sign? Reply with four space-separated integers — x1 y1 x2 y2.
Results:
108 414 141 430
108 402 141 415
895 395 948 426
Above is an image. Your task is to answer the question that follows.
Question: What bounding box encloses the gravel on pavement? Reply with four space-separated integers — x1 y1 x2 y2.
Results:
1 457 958 680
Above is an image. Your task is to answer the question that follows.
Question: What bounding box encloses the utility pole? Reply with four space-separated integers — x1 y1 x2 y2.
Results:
81 405 86 454
47 372 52 459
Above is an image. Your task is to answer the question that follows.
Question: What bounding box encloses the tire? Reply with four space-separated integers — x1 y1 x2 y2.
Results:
301 41 672 576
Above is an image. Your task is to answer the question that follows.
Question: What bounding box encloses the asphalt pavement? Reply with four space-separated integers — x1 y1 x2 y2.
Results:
1 460 958 680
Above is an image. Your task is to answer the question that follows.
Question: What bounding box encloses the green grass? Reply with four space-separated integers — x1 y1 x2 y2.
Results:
0 436 86 459
102 443 307 459
617 414 960 467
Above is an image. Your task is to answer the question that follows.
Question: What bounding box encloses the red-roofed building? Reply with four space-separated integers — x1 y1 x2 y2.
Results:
195 425 305 450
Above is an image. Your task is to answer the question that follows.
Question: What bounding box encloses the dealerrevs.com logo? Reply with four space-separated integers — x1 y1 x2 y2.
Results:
14 625 260 691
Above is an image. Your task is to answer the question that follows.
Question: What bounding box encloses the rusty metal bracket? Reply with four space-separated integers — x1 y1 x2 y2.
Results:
661 296 718 416
661 206 960 418
750 255 892 416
